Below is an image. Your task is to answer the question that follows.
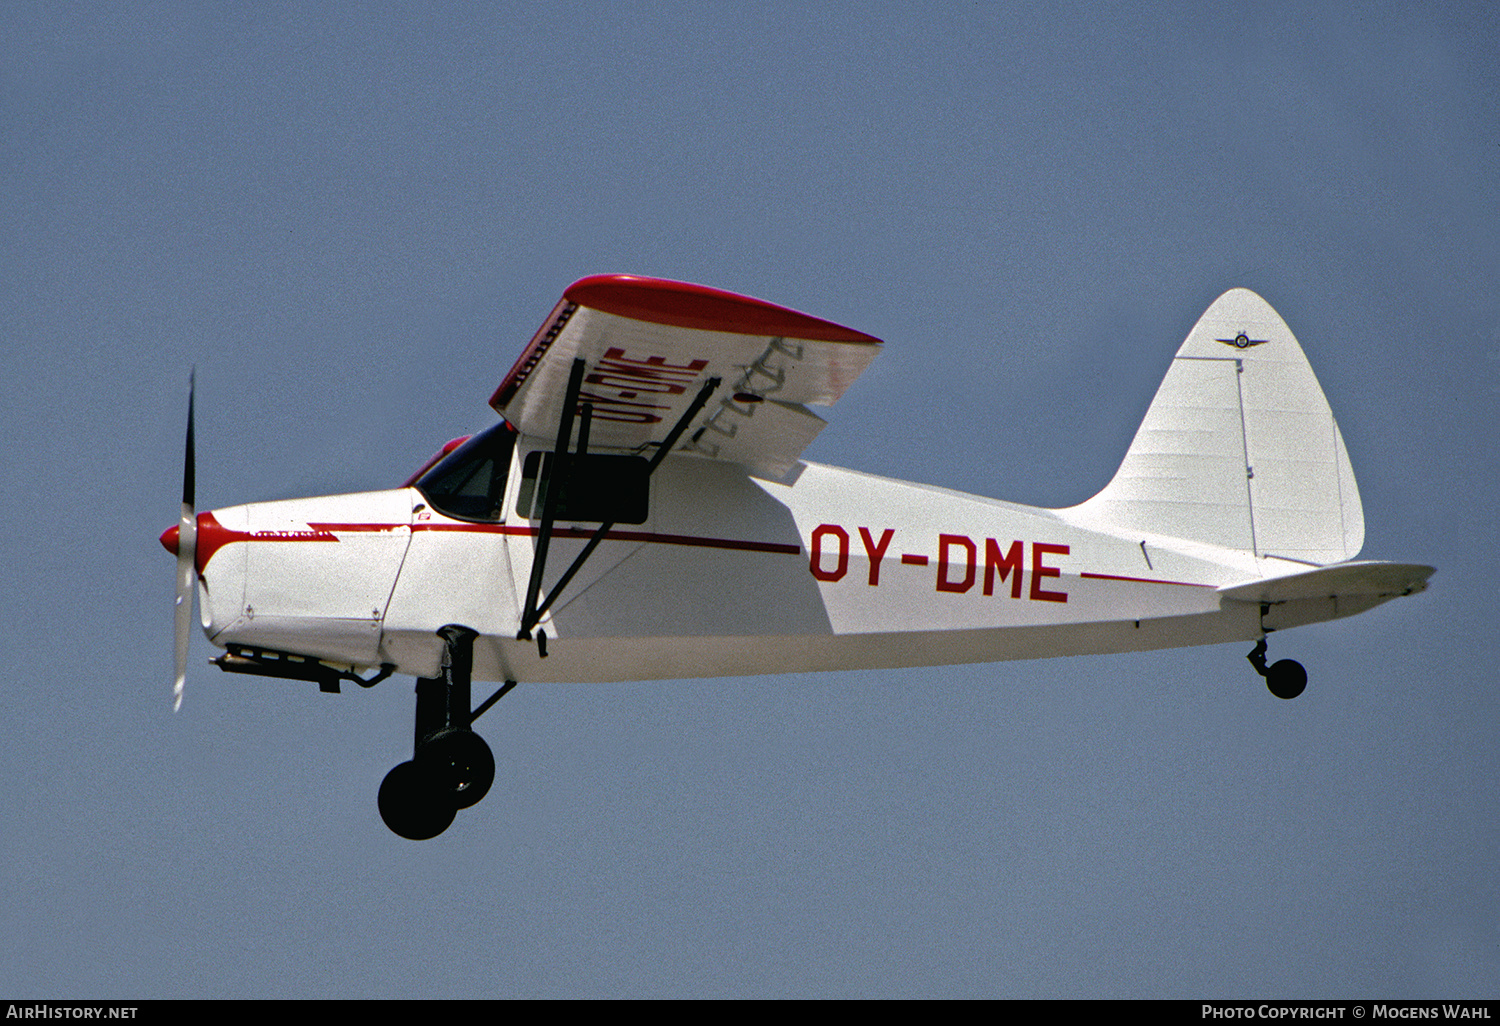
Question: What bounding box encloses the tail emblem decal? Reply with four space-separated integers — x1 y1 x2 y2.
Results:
1217 332 1268 349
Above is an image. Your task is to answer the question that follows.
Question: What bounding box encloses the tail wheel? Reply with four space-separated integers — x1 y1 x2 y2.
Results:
1265 659 1308 700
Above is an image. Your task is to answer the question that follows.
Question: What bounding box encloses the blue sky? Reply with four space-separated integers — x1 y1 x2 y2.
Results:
2 1 1496 998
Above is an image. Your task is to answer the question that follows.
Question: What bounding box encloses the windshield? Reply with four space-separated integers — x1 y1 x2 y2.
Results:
412 421 517 522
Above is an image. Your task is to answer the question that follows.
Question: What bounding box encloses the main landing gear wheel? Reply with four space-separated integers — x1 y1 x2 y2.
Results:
420 728 495 810
377 728 494 838
378 761 457 840
1247 638 1307 700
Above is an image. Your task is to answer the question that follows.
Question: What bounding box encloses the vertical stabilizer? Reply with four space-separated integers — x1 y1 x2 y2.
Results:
1074 289 1363 565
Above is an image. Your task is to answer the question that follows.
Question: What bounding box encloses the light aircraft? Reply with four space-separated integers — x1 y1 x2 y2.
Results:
161 275 1433 839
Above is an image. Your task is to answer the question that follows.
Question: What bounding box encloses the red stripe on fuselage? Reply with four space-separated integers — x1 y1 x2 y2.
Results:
182 517 1216 588
1078 571 1214 589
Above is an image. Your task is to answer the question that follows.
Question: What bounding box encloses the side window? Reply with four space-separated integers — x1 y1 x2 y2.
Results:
413 422 517 522
515 451 649 524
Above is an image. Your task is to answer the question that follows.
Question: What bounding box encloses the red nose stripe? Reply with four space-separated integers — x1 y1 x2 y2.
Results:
158 513 279 573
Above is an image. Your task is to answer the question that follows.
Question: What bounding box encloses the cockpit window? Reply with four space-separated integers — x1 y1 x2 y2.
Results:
413 421 517 522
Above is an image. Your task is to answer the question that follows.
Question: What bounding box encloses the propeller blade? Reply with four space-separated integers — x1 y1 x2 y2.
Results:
172 371 197 712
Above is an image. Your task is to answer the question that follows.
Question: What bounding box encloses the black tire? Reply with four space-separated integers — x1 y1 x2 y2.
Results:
1266 659 1308 700
419 729 496 810
378 760 456 840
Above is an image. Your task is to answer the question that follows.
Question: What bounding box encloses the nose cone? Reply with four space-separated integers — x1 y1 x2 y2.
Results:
160 524 180 554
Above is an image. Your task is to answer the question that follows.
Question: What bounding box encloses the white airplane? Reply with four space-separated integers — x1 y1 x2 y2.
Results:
162 275 1432 839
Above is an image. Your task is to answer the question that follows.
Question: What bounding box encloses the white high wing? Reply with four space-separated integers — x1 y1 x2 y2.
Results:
162 275 1432 838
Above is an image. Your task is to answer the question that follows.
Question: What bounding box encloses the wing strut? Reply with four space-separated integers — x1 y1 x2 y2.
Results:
518 358 587 640
517 362 721 645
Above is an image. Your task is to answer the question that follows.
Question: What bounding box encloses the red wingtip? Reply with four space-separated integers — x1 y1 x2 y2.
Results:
160 524 180 555
562 274 883 344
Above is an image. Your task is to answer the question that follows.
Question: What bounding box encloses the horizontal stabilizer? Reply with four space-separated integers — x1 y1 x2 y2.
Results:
1218 561 1433 606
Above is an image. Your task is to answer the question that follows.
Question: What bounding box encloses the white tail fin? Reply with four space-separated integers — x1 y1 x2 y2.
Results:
1074 289 1364 565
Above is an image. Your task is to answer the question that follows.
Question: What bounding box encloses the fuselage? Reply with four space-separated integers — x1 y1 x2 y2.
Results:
182 425 1362 686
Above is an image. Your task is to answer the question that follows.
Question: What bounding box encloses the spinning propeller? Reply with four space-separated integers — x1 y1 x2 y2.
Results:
170 371 196 712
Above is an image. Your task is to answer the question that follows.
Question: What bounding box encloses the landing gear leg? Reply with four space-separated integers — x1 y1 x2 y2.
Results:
378 624 498 839
1247 636 1307 701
